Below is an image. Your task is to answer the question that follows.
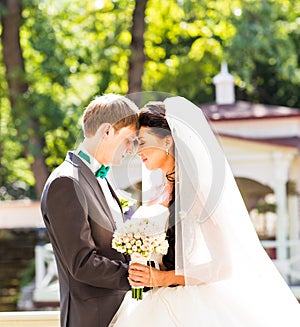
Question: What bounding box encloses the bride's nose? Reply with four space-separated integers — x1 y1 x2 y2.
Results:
136 144 144 156
137 147 142 156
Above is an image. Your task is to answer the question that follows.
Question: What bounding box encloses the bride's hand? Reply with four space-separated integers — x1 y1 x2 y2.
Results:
128 263 185 287
128 263 163 287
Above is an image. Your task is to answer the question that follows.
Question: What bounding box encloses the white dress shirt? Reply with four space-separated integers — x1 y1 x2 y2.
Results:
75 144 123 227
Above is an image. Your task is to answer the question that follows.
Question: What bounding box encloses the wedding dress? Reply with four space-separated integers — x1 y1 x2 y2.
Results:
110 204 300 327
109 96 300 326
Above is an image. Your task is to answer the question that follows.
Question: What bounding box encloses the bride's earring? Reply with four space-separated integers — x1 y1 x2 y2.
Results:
166 148 169 155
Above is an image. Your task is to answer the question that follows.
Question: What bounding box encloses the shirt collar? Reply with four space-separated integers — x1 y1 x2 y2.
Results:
75 143 101 175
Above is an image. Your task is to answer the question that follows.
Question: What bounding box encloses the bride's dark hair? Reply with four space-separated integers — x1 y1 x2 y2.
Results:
138 101 176 271
138 102 171 138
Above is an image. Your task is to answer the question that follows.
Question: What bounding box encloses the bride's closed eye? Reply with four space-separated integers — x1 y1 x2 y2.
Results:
137 138 145 146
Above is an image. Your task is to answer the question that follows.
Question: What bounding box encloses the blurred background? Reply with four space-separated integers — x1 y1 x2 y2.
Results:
0 0 300 313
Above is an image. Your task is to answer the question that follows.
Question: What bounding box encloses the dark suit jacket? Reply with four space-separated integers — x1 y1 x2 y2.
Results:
41 152 130 327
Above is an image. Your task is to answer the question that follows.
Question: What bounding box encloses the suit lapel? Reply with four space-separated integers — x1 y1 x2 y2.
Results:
66 152 117 230
106 180 124 216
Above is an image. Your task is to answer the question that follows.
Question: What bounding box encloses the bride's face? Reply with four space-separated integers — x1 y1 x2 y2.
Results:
137 127 169 171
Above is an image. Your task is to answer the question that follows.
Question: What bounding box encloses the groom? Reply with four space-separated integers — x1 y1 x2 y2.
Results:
40 94 138 327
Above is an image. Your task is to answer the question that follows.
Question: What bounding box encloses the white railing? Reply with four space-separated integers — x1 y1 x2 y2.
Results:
33 243 59 304
0 311 60 327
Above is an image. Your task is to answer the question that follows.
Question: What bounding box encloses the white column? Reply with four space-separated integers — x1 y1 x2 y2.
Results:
273 182 288 260
270 152 292 262
288 194 299 246
288 193 300 282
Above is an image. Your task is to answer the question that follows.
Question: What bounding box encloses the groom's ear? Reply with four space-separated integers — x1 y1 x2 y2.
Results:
96 123 112 139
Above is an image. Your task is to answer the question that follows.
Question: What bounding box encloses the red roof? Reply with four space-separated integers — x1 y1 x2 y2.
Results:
200 101 300 121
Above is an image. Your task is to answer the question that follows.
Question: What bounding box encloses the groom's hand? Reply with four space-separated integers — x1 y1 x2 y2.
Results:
128 263 163 287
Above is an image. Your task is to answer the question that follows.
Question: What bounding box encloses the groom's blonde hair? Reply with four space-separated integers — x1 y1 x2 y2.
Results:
82 93 139 137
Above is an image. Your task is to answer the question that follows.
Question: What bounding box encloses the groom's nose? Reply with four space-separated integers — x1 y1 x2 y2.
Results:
126 139 136 154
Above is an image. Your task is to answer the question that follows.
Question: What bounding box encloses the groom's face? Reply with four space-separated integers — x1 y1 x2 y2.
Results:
105 125 137 165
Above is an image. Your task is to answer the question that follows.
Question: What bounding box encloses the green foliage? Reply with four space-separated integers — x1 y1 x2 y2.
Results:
20 0 135 175
226 0 300 107
142 0 237 103
0 0 299 199
0 41 35 199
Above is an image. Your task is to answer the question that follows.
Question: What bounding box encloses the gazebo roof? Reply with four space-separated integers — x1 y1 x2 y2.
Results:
200 101 300 121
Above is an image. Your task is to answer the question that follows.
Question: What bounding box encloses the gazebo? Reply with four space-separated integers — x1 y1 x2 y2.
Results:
200 63 300 292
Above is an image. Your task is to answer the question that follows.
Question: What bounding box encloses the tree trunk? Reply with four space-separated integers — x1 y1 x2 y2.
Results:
128 0 147 101
0 119 3 189
1 0 49 198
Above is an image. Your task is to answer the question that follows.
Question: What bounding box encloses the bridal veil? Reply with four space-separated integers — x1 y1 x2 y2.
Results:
164 96 300 321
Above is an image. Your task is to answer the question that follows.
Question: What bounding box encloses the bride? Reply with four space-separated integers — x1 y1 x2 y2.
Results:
110 96 300 326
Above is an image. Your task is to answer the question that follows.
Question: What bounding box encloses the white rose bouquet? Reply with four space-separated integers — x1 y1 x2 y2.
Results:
112 218 169 300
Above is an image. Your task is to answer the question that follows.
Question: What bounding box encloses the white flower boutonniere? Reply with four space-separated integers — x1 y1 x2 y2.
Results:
116 189 137 213
119 197 134 213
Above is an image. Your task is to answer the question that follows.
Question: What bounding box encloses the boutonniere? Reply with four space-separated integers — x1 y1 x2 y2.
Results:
117 190 137 213
119 198 131 213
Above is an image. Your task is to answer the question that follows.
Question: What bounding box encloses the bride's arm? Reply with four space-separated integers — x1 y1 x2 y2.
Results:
128 263 185 287
128 216 232 288
128 227 231 287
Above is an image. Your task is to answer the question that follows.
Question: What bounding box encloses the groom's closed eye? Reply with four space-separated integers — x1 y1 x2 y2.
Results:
133 139 139 149
125 137 135 145
125 137 139 153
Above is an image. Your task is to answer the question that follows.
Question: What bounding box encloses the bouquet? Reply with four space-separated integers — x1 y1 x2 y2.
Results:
112 218 169 300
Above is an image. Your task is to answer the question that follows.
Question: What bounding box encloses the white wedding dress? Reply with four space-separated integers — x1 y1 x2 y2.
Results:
110 204 300 327
110 96 300 326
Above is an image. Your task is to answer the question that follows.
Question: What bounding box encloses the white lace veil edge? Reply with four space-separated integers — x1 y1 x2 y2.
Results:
164 96 300 312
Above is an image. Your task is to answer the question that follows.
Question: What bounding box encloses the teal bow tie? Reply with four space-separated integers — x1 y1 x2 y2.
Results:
94 165 110 179
78 150 110 179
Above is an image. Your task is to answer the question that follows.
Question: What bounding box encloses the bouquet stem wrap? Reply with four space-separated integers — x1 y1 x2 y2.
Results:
130 253 149 300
